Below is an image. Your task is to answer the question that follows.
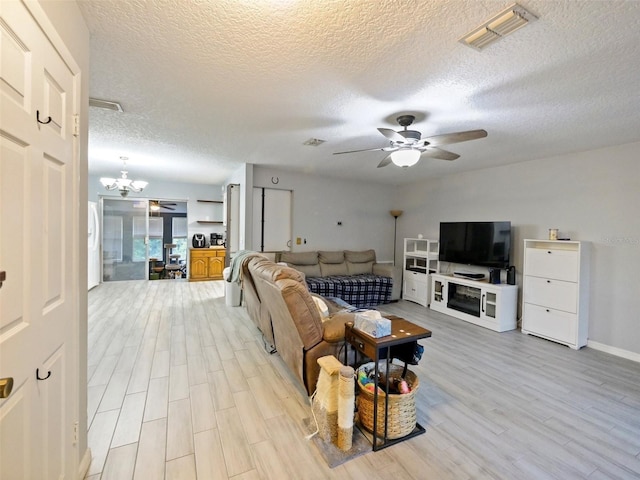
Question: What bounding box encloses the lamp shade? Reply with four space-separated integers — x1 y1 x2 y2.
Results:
391 149 420 167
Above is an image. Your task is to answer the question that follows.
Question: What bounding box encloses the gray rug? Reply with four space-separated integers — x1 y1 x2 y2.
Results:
302 418 371 468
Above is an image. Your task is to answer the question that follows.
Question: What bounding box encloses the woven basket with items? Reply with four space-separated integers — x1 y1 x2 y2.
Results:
356 361 418 439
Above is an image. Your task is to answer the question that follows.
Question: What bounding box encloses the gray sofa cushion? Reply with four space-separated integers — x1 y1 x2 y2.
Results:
345 249 376 275
280 251 321 277
345 249 376 263
318 251 345 264
320 261 348 276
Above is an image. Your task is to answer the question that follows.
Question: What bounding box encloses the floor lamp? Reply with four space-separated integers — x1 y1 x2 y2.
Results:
389 210 403 266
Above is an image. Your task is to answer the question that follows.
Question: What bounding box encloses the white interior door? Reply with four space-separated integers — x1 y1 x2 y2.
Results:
252 187 292 252
0 2 80 478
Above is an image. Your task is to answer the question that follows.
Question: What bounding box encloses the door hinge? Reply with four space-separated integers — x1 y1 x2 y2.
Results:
73 114 80 137
73 421 79 445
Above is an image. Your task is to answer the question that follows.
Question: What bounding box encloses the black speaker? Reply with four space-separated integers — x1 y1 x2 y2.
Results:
507 266 516 285
489 268 501 284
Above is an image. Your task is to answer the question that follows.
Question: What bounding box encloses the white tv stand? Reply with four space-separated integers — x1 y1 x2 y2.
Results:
430 273 518 332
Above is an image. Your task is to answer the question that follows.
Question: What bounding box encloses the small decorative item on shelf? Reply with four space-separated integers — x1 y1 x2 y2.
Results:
549 228 559 240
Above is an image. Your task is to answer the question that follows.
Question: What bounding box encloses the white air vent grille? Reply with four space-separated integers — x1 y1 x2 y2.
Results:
460 3 538 51
303 138 326 146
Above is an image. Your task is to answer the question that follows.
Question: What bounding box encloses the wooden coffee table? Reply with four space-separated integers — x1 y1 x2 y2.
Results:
344 315 432 450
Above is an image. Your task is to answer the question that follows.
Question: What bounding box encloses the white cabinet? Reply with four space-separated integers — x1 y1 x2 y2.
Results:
402 238 439 307
430 273 518 332
521 239 590 349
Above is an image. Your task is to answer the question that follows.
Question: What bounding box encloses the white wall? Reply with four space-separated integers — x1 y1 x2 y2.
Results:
88 175 225 243
253 167 398 262
396 141 640 356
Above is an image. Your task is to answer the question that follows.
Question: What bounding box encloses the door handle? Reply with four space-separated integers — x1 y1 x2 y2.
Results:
0 377 13 398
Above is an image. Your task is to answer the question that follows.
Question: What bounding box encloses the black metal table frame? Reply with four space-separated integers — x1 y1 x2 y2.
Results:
344 317 431 451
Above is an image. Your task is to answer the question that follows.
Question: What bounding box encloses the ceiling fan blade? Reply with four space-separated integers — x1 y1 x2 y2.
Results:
163 206 176 210
334 145 397 155
334 147 388 155
421 147 460 161
422 129 487 147
377 155 393 168
377 128 407 143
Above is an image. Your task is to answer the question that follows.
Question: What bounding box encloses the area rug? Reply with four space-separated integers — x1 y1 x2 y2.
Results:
302 417 371 468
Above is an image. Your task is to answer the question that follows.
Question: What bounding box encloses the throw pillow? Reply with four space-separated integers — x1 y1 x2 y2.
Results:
311 294 329 321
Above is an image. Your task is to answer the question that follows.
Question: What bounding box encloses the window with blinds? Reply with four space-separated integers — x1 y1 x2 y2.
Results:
172 217 188 259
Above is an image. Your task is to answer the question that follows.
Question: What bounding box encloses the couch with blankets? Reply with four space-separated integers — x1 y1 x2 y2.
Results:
276 249 399 308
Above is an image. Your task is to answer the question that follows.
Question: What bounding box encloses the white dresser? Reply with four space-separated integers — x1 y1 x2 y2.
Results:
521 239 590 349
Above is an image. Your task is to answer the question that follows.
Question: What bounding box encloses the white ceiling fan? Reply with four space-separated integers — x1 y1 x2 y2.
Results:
334 115 487 168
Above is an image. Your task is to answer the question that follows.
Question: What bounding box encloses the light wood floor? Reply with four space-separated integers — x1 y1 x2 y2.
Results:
86 280 640 479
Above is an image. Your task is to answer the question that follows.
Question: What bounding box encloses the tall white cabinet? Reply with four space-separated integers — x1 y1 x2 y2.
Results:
402 238 439 307
521 239 590 349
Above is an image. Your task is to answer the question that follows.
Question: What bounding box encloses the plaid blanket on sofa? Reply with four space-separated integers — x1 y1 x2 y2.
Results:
305 274 392 309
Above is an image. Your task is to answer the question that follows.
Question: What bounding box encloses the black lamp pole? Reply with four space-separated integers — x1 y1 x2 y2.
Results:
389 210 403 266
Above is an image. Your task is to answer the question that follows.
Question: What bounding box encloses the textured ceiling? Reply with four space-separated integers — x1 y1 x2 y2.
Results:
79 0 640 186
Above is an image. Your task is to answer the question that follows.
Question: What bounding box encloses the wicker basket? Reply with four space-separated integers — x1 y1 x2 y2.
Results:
356 362 418 439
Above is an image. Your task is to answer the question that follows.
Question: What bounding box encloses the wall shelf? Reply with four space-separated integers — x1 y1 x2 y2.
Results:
196 199 223 224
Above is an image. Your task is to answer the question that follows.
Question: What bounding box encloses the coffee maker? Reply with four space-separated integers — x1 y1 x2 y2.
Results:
210 233 224 246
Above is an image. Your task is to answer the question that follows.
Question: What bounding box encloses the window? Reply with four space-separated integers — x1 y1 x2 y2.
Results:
172 216 188 260
103 215 123 261
132 216 164 262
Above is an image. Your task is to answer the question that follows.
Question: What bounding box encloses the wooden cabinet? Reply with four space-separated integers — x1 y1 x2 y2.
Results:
189 248 225 281
521 239 590 349
402 238 439 307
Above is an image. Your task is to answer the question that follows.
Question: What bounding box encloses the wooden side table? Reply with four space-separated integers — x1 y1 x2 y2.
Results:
344 315 431 450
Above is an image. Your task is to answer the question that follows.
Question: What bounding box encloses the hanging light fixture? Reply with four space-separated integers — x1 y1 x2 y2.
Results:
99 156 148 197
390 148 421 167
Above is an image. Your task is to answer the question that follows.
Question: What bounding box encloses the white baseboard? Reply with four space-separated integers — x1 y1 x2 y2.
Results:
78 448 91 479
587 340 640 363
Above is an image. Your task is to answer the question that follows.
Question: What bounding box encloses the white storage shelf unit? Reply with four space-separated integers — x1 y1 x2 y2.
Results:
521 239 590 349
403 238 439 307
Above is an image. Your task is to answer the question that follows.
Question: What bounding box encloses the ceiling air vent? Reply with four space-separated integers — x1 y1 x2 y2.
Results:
460 3 538 51
303 138 326 146
89 97 124 112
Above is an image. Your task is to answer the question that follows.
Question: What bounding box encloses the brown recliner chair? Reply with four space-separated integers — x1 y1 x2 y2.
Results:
240 255 277 352
247 258 354 396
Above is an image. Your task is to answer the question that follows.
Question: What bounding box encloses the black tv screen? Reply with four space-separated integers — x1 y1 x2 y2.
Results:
439 221 511 268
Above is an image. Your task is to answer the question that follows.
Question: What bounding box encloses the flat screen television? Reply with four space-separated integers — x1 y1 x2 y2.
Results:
439 221 511 268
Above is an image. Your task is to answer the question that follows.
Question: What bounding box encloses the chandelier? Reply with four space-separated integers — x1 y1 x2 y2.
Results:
99 157 148 197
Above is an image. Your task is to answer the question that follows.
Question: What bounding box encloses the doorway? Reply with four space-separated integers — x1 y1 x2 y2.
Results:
100 198 188 282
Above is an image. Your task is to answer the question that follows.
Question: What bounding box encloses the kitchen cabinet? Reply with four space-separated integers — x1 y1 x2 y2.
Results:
189 247 225 281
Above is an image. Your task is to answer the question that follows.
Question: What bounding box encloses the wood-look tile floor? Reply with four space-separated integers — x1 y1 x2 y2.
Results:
86 280 640 479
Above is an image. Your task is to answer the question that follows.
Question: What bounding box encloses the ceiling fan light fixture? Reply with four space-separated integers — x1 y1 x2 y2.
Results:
460 3 537 51
391 149 421 168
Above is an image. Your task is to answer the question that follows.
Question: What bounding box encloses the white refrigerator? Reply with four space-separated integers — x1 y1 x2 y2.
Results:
88 201 100 290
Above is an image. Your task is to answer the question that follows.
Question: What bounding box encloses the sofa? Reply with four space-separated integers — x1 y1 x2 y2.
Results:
276 249 400 308
242 255 355 395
